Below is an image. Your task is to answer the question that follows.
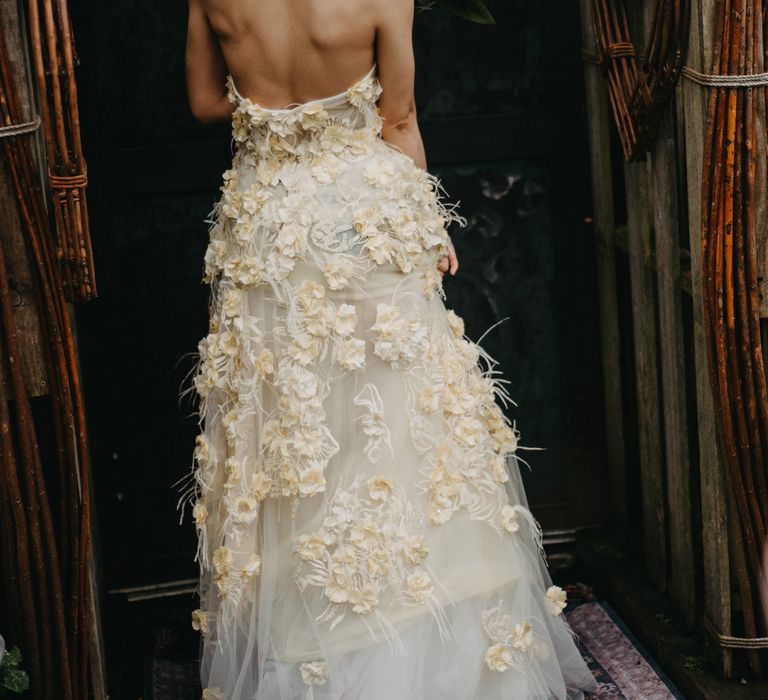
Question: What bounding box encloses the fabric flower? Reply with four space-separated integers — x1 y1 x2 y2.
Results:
370 304 428 365
299 103 329 129
223 457 242 486
217 331 239 357
298 467 327 496
194 433 210 465
276 222 307 258
289 332 322 365
363 157 397 187
242 184 271 215
337 337 366 371
191 609 208 635
304 301 335 337
418 386 442 414
485 642 514 672
453 417 483 447
406 571 433 603
545 585 567 616
300 660 328 686
297 280 325 307
213 546 233 575
491 454 509 483
193 365 218 399
254 348 275 376
250 471 273 500
365 547 391 577
351 582 380 614
241 554 262 580
324 578 351 604
442 383 478 416
334 304 357 336
233 256 264 286
192 501 208 526
229 495 259 524
310 154 347 184
428 493 453 525
223 411 242 444
511 621 534 652
404 535 429 564
364 234 394 265
494 424 519 452
323 256 355 290
501 505 520 533
368 476 393 501
264 251 295 280
348 73 382 108
295 533 329 561
222 288 242 317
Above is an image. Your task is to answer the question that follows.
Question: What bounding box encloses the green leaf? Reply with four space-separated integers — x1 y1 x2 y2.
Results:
1 668 30 694
438 0 496 24
0 647 29 695
1 648 21 669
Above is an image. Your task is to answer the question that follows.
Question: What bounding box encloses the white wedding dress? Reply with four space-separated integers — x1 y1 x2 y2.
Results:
177 62 598 700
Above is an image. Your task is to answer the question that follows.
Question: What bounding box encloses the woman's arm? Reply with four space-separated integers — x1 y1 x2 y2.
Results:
374 0 458 275
374 0 426 170
186 0 232 124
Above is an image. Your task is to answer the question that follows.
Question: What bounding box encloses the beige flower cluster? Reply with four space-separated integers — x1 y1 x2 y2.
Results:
480 587 568 674
389 305 528 532
481 601 536 673
292 474 433 624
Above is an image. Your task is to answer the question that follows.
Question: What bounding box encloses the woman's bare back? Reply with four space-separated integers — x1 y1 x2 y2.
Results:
187 0 440 181
200 0 379 109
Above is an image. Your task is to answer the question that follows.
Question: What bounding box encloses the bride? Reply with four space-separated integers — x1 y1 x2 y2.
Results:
179 0 599 698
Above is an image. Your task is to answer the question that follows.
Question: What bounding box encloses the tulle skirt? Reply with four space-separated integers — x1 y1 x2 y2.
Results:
183 263 595 700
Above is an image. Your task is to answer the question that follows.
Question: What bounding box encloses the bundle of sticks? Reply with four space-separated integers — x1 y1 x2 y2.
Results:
27 0 96 302
701 0 768 675
590 0 690 161
0 15 93 700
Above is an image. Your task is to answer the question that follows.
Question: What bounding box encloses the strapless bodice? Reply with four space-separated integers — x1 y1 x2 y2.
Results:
225 63 384 162
202 61 466 305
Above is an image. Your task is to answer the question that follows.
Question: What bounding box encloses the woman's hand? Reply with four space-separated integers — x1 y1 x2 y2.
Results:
438 239 459 277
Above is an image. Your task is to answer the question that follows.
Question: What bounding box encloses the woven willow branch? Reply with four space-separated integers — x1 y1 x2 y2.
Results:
26 0 97 303
699 0 768 675
0 3 95 697
589 0 691 162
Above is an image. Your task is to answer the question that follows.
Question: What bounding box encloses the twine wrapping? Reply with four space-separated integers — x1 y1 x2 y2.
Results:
0 115 41 138
682 66 768 87
705 617 768 650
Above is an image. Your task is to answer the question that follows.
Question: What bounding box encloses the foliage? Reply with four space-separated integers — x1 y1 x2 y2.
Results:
416 0 495 25
0 645 30 696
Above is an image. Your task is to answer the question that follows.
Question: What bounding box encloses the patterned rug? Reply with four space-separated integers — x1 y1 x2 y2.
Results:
144 586 686 699
564 584 686 699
